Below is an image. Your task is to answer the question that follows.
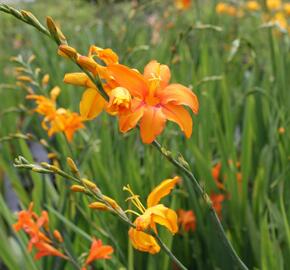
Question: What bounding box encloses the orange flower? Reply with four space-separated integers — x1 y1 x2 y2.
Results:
107 60 199 143
26 86 60 121
27 88 84 141
83 238 113 267
210 193 225 219
216 3 239 17
63 46 119 120
107 87 131 115
177 209 196 232
174 0 191 10
245 1 261 11
267 0 281 10
50 109 85 142
13 202 67 260
125 177 180 254
212 162 225 190
34 241 67 260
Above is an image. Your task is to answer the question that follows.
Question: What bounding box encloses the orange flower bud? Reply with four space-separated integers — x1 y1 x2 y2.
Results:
103 195 119 209
17 75 33 82
81 178 97 189
53 230 64 243
89 202 109 211
77 56 98 74
58 45 78 60
70 185 86 193
66 157 79 174
42 74 50 86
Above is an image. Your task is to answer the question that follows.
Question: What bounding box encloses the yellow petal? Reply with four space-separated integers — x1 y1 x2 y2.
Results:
79 88 106 120
128 228 160 254
63 73 95 88
147 176 180 207
135 204 178 234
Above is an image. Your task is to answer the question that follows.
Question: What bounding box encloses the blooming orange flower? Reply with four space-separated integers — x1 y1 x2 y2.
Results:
177 209 196 232
13 202 67 260
27 88 84 141
82 238 113 269
50 108 85 142
175 0 191 10
125 177 180 253
210 193 225 219
107 60 199 143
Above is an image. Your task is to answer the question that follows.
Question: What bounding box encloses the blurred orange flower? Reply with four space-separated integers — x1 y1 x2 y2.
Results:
210 193 225 219
108 60 199 143
27 88 84 141
82 238 113 269
245 1 261 11
13 202 67 260
177 209 196 232
175 0 191 10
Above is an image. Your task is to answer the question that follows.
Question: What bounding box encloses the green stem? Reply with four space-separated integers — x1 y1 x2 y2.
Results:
151 140 248 270
153 233 187 270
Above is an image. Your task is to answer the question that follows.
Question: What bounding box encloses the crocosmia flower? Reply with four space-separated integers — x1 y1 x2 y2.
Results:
108 61 199 143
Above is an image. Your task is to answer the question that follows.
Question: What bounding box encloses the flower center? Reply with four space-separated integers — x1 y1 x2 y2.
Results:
145 95 160 106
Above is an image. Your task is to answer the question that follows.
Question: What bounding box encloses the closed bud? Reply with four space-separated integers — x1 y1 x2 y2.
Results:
81 178 97 189
53 230 64 243
66 157 79 174
70 185 86 193
89 202 109 211
103 195 120 210
42 74 50 86
58 45 78 60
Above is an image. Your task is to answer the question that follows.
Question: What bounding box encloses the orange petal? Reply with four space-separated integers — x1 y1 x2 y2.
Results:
159 84 199 114
107 64 148 98
147 177 180 207
80 88 106 120
118 99 144 133
151 206 179 234
162 103 193 138
139 106 166 144
63 73 95 88
143 60 171 89
128 228 160 254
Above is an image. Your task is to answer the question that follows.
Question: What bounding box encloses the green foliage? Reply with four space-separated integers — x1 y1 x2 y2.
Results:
0 0 290 269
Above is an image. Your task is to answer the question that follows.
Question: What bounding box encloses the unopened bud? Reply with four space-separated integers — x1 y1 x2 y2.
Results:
81 178 97 189
58 45 78 60
103 195 119 209
53 230 64 243
70 185 86 193
67 157 79 174
89 202 109 211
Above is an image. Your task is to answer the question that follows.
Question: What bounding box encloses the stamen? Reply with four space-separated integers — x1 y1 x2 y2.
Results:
123 185 146 213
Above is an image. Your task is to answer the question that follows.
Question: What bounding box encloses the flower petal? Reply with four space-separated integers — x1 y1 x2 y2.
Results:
80 88 106 120
147 176 180 207
139 106 167 144
159 84 199 114
118 99 144 132
64 72 95 88
128 228 160 254
161 103 193 138
143 60 171 89
107 64 148 98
